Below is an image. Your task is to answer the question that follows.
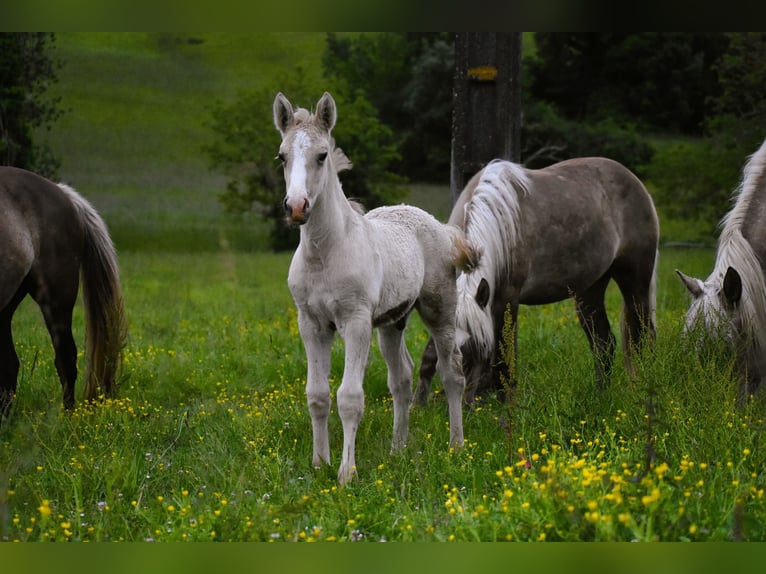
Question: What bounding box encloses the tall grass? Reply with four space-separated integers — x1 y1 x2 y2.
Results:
2 244 765 542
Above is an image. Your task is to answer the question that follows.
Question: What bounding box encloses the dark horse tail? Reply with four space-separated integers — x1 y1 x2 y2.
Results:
60 184 128 401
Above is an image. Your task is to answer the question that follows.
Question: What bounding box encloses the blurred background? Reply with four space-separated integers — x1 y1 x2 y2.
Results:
3 32 765 252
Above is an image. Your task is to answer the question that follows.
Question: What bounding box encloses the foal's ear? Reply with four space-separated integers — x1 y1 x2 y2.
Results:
273 92 294 135
475 277 490 309
723 266 742 308
315 92 337 133
676 269 704 298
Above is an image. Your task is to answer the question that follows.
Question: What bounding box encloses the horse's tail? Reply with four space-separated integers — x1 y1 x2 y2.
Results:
59 184 128 402
448 226 482 273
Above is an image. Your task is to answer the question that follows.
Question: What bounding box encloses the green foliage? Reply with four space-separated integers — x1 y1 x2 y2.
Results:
0 33 64 177
521 100 654 175
527 33 728 134
644 139 741 227
324 33 453 182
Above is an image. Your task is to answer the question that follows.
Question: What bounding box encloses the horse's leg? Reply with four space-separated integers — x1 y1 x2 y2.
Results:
28 266 79 410
432 330 465 448
336 317 372 484
377 322 414 450
612 252 657 376
418 300 464 448
0 262 29 417
413 337 437 406
0 310 20 417
574 275 615 393
37 298 78 410
297 311 334 469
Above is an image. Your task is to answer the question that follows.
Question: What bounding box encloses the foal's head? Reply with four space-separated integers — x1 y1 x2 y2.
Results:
273 91 350 226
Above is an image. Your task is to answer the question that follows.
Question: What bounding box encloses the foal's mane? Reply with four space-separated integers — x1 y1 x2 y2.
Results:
714 139 766 348
463 159 531 285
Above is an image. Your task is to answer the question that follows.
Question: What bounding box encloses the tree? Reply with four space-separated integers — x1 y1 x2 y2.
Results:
527 33 728 134
323 33 454 181
640 33 766 226
0 33 63 177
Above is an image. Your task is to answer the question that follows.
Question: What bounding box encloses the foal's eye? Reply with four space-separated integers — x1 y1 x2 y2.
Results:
317 152 328 164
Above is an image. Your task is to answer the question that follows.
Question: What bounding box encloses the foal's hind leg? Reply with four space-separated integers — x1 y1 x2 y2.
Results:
377 321 414 450
413 337 437 406
574 275 616 392
418 302 465 449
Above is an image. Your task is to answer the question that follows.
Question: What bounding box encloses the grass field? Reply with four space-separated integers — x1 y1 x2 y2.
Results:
3 34 764 543
3 244 766 542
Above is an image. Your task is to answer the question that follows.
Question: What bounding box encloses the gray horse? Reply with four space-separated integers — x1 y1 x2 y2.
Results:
416 158 659 403
0 167 127 415
677 137 766 405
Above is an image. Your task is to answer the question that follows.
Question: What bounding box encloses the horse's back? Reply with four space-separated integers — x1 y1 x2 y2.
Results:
531 157 658 242
0 166 80 233
365 204 459 297
0 167 83 294
366 204 454 254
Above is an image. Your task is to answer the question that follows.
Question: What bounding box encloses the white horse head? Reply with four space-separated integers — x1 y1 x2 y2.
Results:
273 91 350 225
676 136 766 402
677 266 743 347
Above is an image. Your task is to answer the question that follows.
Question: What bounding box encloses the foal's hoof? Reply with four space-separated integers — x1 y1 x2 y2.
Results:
337 464 358 486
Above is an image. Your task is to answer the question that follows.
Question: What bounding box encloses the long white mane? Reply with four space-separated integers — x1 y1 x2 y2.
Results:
713 138 766 351
456 160 531 354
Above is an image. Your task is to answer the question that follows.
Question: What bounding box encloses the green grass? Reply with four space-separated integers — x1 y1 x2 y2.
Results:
3 245 766 542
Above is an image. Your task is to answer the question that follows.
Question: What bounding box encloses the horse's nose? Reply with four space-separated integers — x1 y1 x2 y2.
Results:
284 195 310 224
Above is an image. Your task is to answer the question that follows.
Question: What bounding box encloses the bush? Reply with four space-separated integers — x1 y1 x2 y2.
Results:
521 100 654 176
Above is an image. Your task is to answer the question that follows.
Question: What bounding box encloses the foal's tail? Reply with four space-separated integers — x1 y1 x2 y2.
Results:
60 184 128 402
448 226 482 273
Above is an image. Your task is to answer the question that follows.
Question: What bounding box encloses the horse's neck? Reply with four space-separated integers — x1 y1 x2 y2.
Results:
300 178 359 256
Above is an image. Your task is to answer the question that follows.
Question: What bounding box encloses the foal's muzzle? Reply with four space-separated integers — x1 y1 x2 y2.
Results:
284 196 310 225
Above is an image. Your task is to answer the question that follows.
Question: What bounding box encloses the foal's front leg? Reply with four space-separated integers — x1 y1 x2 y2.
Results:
299 312 334 468
337 317 372 485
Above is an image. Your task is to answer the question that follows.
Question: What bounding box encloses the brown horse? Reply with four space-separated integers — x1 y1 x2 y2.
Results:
415 158 659 403
0 167 127 415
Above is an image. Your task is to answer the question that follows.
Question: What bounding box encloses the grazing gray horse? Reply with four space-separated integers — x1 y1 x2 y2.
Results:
0 167 127 415
416 158 659 404
677 136 766 405
273 91 480 484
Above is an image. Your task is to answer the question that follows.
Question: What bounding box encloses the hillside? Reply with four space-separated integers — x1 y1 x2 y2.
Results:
43 33 331 250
